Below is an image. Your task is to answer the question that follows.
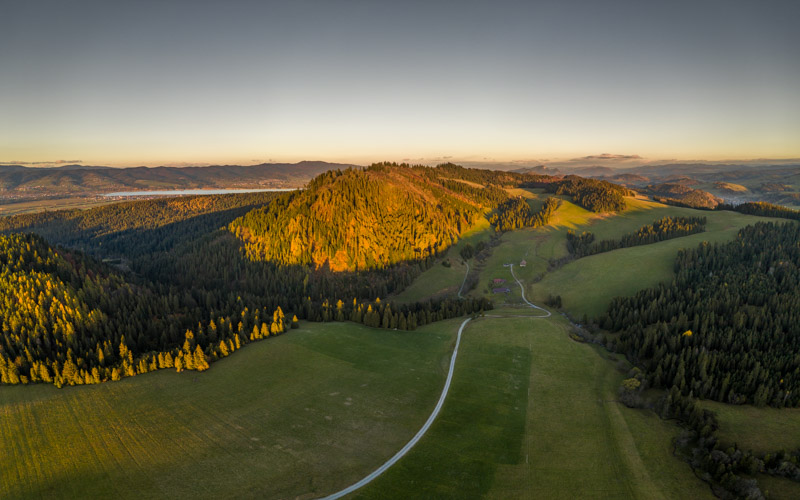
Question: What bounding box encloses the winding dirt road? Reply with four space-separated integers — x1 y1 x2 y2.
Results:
320 261 550 499
509 263 551 317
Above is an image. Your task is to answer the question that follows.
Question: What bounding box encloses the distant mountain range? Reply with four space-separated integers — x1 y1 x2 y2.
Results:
0 161 358 197
512 162 800 208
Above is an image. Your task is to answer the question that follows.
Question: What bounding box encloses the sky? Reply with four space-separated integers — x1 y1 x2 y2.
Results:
2 0 799 167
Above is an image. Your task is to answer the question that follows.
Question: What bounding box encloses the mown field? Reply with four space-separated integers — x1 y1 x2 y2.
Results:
2 306 715 500
0 320 459 499
355 312 712 499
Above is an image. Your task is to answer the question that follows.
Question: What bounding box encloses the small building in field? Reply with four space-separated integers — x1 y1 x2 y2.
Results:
519 260 527 267
493 278 506 284
493 287 511 294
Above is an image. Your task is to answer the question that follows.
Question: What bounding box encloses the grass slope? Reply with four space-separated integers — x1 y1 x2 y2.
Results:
525 202 781 319
698 402 800 454
0 320 459 499
393 217 492 303
354 312 711 499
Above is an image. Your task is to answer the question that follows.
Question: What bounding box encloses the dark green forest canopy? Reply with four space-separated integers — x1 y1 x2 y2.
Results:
720 201 800 221
489 196 560 232
566 216 707 257
522 175 632 212
602 221 800 408
0 167 503 388
0 230 490 388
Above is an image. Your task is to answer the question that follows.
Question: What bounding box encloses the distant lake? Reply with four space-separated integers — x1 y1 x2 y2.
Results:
103 188 296 197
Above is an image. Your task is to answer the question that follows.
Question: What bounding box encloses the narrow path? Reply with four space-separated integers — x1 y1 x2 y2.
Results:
321 317 473 500
509 263 551 317
457 261 470 299
321 260 551 499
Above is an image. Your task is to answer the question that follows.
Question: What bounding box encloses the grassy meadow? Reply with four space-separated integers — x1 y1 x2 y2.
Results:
398 188 782 320
355 312 711 499
699 402 800 454
3 305 715 500
0 320 460 499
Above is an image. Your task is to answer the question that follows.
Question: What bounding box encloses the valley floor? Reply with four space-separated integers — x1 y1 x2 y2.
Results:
3 312 712 499
352 312 712 499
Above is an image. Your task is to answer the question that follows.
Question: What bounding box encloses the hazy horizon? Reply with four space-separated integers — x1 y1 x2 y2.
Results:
3 156 800 171
3 0 799 166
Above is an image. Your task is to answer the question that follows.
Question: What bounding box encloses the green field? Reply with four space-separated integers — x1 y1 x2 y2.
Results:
355 312 711 499
0 321 459 499
697 400 800 498
530 205 782 319
699 401 800 454
423 191 782 320
3 310 715 499
757 475 800 500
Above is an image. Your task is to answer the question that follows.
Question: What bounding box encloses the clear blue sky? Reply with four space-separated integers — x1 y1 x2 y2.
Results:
2 0 798 166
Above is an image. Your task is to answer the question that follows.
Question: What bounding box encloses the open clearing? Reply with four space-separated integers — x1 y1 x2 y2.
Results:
0 321 459 499
353 312 711 499
699 401 800 454
385 194 795 498
393 216 492 303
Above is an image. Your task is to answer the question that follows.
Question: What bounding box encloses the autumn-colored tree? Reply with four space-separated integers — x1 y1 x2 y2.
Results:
193 346 209 371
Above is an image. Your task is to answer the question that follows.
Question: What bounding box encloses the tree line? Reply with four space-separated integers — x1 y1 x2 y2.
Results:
652 387 798 498
719 201 800 221
0 232 492 387
522 175 631 212
489 197 559 232
597 220 800 497
566 216 706 258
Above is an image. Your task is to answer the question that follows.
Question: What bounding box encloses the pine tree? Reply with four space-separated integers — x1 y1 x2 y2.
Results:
193 345 209 371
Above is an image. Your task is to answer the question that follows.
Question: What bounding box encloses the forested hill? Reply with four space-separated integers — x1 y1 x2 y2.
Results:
228 163 510 271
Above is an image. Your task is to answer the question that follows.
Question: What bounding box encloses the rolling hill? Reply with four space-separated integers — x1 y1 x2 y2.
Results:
228 164 511 271
0 161 355 196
